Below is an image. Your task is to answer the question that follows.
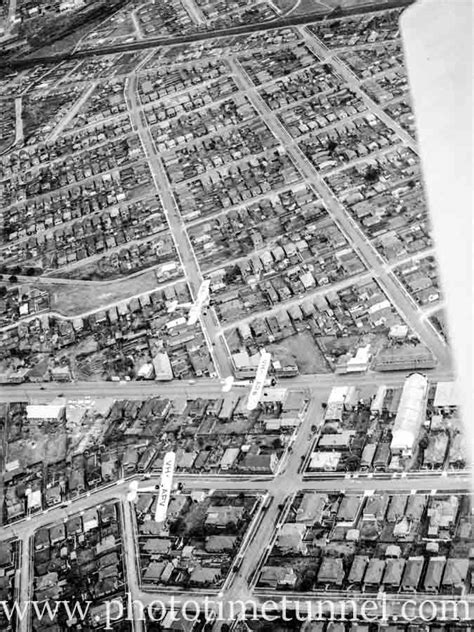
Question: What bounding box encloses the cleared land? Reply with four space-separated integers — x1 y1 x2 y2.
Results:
44 270 169 316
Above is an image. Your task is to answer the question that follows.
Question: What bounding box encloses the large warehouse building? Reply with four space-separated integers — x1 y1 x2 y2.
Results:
390 373 428 457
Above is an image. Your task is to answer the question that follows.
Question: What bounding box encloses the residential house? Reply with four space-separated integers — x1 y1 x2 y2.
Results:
336 495 362 524
296 493 328 524
441 558 469 594
382 558 405 590
317 557 345 587
401 557 424 592
423 557 446 593
277 523 307 555
363 559 385 590
205 506 244 530
347 555 368 587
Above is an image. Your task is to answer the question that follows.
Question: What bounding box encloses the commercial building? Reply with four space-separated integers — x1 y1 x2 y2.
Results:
390 373 428 457
26 405 65 423
153 352 173 381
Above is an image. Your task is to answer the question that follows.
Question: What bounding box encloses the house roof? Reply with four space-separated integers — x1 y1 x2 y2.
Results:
205 535 237 553
143 561 166 582
383 558 405 586
401 557 424 588
348 555 369 584
310 451 341 470
423 557 446 589
143 538 172 554
296 493 328 523
363 494 389 520
387 494 408 522
364 559 385 584
318 431 355 448
405 494 427 521
205 506 244 526
189 566 221 584
337 495 362 521
317 557 345 585
259 565 291 586
442 558 469 587
434 381 458 407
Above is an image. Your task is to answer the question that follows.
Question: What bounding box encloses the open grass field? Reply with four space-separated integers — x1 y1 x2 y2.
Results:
44 269 168 316
274 0 403 16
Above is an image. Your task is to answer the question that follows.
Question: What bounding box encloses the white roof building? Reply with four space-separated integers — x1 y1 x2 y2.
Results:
26 405 64 421
434 381 458 408
390 373 428 456
326 385 359 409
309 452 341 471
347 345 371 373
27 489 42 510
327 386 350 406
371 385 387 414
153 352 173 381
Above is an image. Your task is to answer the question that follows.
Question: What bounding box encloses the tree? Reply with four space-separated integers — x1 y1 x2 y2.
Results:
419 433 429 450
364 165 381 183
8 275 17 284
346 455 361 471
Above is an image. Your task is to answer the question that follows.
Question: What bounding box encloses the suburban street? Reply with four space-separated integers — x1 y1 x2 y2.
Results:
6 463 471 629
125 74 233 380
4 371 470 631
299 28 419 152
226 56 451 369
0 2 467 630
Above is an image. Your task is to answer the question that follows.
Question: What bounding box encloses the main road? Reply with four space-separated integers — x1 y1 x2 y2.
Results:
0 366 456 402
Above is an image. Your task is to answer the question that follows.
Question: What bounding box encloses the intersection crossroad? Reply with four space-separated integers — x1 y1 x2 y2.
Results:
2 9 465 630
5 369 469 632
125 74 233 380
226 54 451 370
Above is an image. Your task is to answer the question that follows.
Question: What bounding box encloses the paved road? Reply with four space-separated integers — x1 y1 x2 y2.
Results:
125 75 233 379
220 271 373 331
14 96 23 146
181 0 205 25
0 366 456 403
130 10 143 40
252 591 474 619
299 28 418 152
0 276 185 334
227 57 451 369
47 81 98 142
5 453 470 631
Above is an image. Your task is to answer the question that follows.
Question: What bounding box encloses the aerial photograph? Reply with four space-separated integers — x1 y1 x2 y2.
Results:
0 0 471 631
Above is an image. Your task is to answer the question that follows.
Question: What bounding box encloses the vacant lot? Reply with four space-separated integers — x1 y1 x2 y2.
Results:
43 271 165 316
274 0 403 16
268 330 331 374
